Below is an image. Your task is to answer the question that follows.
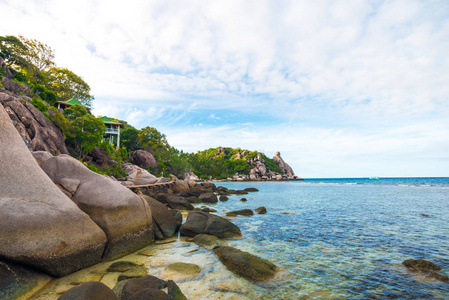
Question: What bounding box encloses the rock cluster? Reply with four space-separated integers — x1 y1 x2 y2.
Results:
230 152 302 181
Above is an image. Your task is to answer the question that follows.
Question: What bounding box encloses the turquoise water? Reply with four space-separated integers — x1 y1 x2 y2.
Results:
209 178 449 299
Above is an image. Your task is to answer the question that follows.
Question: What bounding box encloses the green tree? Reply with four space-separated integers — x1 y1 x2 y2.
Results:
18 35 55 84
138 126 169 155
65 105 106 158
0 35 28 69
121 125 140 151
46 67 94 107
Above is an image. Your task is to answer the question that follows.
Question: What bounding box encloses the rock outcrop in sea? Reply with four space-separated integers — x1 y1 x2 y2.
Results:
231 152 301 181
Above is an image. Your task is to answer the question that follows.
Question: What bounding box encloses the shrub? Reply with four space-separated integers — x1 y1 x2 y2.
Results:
30 97 49 118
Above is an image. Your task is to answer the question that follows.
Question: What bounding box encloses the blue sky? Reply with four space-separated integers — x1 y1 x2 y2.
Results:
1 0 448 177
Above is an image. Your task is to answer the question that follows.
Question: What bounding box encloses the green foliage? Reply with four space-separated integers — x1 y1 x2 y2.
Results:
30 97 49 118
186 147 282 179
12 71 27 83
32 84 57 105
102 164 127 178
65 105 106 158
138 126 169 155
49 107 70 138
46 67 94 108
0 67 5 81
121 125 140 151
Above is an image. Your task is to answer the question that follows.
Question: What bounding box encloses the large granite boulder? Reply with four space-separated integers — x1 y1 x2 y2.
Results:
121 275 167 300
129 150 158 169
0 104 107 277
156 194 194 210
0 86 68 155
123 163 158 185
179 212 242 239
140 195 178 239
40 155 154 258
198 192 218 203
213 246 277 281
58 281 117 300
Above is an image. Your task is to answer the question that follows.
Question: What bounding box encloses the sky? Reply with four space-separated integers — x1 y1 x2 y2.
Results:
1 0 448 178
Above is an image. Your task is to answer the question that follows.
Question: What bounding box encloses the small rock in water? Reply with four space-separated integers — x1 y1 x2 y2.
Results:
244 187 259 192
164 262 201 275
219 195 229 201
214 246 277 281
226 209 254 217
193 234 229 249
402 259 441 271
58 282 117 300
421 214 429 217
211 281 244 293
117 266 147 282
107 261 138 272
167 280 187 300
255 207 267 214
240 198 247 202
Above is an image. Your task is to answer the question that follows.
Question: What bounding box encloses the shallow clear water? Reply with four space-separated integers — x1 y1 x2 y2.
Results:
206 178 449 299
34 178 449 299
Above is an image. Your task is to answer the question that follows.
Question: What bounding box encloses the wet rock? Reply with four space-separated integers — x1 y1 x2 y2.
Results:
200 182 217 191
0 260 51 300
107 261 138 272
168 209 183 229
198 192 218 204
211 281 244 293
117 266 147 281
180 211 242 239
255 207 267 214
403 259 441 271
128 288 170 300
58 281 117 300
235 190 249 195
156 194 194 210
240 198 247 202
121 275 167 300
226 209 254 217
162 262 201 281
41 155 154 259
167 280 187 300
184 196 202 203
193 234 229 250
244 187 259 192
219 195 229 201
214 246 277 281
141 195 178 239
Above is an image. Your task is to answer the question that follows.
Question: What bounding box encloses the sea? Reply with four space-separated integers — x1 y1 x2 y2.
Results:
33 177 449 299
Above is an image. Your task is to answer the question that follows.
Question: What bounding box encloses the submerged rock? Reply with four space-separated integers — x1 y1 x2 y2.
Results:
58 281 117 300
219 195 229 201
128 288 170 300
117 266 147 281
226 209 254 217
193 234 229 249
402 259 448 282
213 246 277 281
107 261 138 272
180 211 242 239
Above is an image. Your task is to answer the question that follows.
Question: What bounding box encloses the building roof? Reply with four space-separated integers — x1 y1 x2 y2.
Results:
56 99 91 110
100 116 124 127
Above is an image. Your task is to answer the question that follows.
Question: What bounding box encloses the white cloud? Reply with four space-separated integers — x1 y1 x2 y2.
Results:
1 0 448 176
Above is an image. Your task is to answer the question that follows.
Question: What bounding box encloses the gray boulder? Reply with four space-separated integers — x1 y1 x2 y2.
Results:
198 192 218 203
40 155 154 259
0 104 107 277
123 163 158 185
180 211 242 239
140 195 178 239
156 194 194 210
121 275 167 300
130 150 158 169
226 209 254 217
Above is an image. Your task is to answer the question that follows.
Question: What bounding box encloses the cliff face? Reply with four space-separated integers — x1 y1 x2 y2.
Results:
232 152 301 181
0 79 68 156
